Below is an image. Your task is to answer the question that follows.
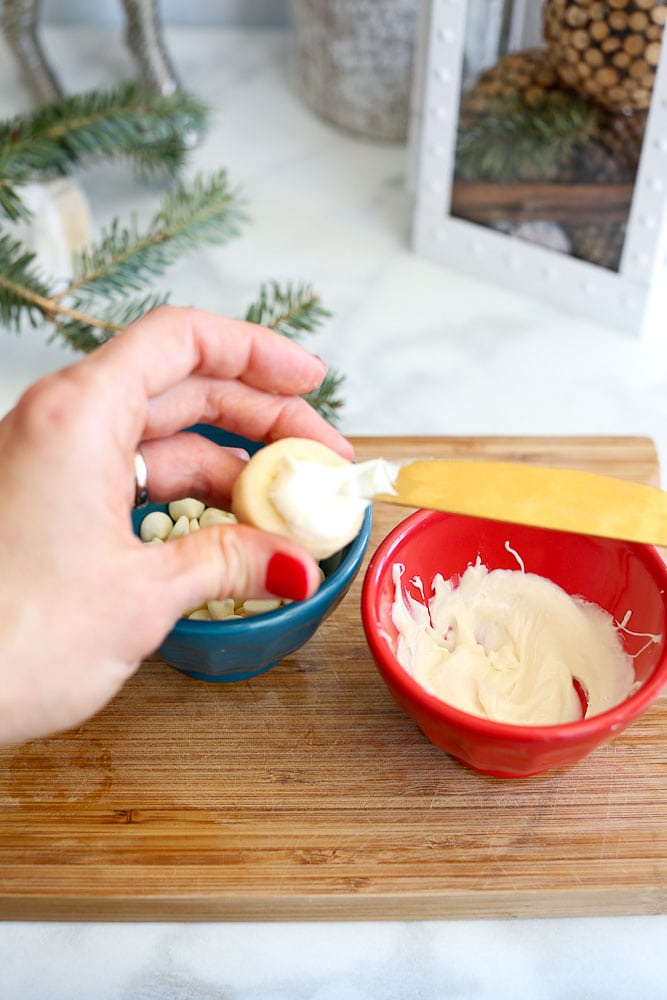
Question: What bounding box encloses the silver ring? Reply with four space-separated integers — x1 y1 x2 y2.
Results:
134 450 149 508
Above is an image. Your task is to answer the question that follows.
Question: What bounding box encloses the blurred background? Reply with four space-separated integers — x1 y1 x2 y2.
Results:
40 0 290 26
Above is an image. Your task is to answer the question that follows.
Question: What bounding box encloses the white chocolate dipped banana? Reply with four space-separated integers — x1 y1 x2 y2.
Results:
231 437 397 560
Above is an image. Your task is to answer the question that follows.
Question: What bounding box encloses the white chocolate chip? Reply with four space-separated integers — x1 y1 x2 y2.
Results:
199 507 237 527
242 598 283 616
168 515 190 540
184 603 207 616
139 510 173 542
169 498 205 521
139 501 311 621
207 598 236 620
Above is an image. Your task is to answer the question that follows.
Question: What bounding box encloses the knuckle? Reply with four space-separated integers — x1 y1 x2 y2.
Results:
13 364 110 445
186 523 259 599
13 371 76 442
265 395 311 441
209 525 254 595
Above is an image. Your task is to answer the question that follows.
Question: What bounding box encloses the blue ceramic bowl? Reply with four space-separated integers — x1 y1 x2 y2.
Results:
133 427 372 681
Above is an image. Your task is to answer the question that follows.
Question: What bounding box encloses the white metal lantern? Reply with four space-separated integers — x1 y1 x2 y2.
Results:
410 0 667 340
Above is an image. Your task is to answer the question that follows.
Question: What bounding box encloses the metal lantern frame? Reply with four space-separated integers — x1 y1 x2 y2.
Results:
410 0 667 340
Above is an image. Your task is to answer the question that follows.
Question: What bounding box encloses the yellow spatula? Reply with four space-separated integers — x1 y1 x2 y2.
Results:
373 460 667 546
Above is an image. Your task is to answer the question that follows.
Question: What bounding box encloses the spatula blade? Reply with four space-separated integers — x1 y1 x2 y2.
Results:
373 460 667 546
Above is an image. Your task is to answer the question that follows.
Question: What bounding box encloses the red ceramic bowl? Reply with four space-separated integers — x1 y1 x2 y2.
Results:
361 510 667 778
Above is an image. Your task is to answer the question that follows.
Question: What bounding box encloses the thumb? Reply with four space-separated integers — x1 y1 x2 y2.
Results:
143 523 322 625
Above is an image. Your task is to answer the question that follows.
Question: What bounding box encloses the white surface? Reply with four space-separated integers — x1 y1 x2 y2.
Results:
1 25 667 1000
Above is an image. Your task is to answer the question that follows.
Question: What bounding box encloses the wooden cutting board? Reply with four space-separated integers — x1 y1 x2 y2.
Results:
1 436 666 921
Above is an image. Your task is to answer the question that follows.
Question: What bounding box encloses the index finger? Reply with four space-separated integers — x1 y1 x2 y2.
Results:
83 305 329 399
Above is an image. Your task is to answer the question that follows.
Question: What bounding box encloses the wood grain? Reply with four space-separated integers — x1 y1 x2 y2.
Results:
1 436 666 921
451 180 634 225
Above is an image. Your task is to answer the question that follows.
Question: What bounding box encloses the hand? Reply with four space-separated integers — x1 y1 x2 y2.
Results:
0 306 354 745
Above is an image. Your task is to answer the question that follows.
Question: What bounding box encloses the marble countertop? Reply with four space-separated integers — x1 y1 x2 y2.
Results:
1 25 666 1000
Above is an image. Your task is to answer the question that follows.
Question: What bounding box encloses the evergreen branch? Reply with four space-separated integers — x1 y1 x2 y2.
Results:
244 281 331 339
0 232 55 328
456 94 600 183
0 273 119 335
245 281 344 422
52 317 117 354
304 370 345 425
0 82 208 196
0 171 245 350
0 180 30 222
54 292 168 351
0 248 164 348
61 170 246 302
151 170 247 254
0 84 348 418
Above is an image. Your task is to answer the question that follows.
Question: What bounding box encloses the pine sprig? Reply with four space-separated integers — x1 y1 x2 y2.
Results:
0 179 31 222
54 292 169 352
151 170 247 258
245 281 344 422
0 86 347 421
0 232 53 328
0 82 208 220
65 170 246 302
244 281 331 339
456 94 600 183
303 370 345 425
0 170 246 349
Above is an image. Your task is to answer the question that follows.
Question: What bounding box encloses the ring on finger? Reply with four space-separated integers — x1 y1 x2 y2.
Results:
134 449 149 508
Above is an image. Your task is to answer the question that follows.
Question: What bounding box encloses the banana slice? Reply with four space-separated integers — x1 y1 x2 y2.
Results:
231 437 357 560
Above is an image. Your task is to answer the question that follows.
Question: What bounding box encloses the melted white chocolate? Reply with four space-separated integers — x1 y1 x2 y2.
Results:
268 457 399 560
391 559 636 726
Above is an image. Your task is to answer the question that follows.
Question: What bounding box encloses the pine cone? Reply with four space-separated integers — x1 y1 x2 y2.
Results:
457 48 648 270
459 48 646 184
544 0 666 112
462 49 565 112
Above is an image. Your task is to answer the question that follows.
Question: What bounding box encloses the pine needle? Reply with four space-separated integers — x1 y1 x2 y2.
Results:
151 170 247 255
54 292 168 351
244 281 331 339
304 370 346 425
0 171 246 344
0 180 31 223
0 82 209 220
0 87 347 422
0 232 53 328
65 170 247 301
245 281 344 422
456 93 600 183
0 81 208 180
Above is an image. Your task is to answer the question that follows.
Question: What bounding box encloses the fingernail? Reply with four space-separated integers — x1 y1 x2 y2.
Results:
228 447 250 462
313 355 327 380
265 552 310 601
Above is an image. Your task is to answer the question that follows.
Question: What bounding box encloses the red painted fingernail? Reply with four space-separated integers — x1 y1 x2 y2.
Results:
265 552 310 601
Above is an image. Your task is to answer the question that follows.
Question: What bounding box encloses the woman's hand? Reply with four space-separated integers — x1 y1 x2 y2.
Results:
0 306 353 745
